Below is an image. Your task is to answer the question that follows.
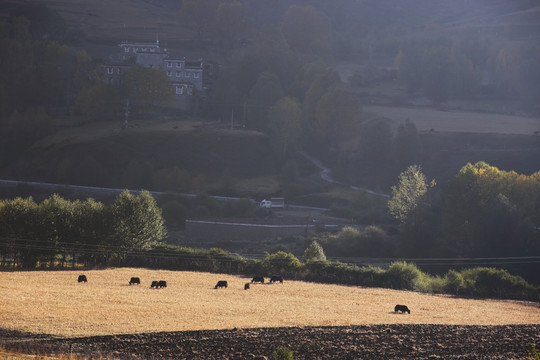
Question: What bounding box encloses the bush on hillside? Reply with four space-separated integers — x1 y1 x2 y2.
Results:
261 251 302 277
304 240 326 261
384 261 422 290
460 267 538 300
304 260 360 284
443 270 466 295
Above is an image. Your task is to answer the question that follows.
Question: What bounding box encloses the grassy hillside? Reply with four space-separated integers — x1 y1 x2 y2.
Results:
1 268 539 337
2 118 279 194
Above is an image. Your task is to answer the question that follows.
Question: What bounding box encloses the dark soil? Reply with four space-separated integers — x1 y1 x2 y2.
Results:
2 325 539 359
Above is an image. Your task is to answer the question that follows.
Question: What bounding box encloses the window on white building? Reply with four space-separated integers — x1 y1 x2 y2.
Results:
176 62 181 68
186 72 191 78
167 62 172 67
176 87 184 95
107 67 113 74
167 71 172 76
194 72 199 78
124 47 129 52
176 71 181 77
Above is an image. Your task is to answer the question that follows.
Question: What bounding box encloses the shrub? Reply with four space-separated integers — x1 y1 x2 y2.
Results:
415 272 445 294
356 265 386 287
273 346 294 360
304 260 360 284
336 226 361 243
460 267 538 300
262 251 302 277
303 240 326 261
443 270 465 295
528 344 540 360
384 261 422 290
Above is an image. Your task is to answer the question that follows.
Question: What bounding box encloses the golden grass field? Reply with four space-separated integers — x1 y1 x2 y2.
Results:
1 268 539 338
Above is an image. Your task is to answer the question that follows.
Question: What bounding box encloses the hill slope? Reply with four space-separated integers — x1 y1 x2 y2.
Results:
2 119 277 192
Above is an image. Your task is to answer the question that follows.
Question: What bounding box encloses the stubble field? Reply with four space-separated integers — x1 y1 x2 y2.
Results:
1 268 540 336
1 268 540 359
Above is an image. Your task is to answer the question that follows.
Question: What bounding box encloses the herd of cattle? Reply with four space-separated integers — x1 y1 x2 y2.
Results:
76 274 285 291
76 274 410 314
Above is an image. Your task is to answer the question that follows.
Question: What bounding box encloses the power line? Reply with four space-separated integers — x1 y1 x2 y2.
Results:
2 237 539 267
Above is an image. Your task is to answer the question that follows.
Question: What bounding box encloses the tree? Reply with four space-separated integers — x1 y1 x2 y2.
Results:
267 96 302 157
304 240 326 262
388 165 434 227
246 72 284 131
440 162 540 256
280 5 332 56
421 46 453 103
38 194 75 264
38 41 72 106
358 118 393 164
212 1 251 49
393 118 419 167
177 0 220 41
514 59 540 111
122 65 173 111
109 190 167 251
75 83 120 120
313 83 362 144
0 197 39 267
395 46 424 94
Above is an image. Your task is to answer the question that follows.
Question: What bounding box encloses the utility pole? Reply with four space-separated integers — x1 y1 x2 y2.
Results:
230 107 234 130
123 99 130 129
243 100 247 129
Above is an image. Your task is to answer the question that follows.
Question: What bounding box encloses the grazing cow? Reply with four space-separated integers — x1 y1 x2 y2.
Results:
77 275 87 283
158 280 167 288
270 275 283 284
394 304 410 314
251 276 264 284
129 277 140 285
215 280 228 289
150 281 159 288
244 283 250 290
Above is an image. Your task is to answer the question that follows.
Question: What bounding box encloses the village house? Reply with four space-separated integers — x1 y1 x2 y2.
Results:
103 40 207 110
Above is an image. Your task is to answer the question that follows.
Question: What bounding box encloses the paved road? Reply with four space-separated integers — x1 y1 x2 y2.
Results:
0 179 330 212
0 179 243 201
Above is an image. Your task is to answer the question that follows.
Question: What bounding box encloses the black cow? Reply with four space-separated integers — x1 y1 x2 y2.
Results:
394 304 411 314
77 275 87 283
251 276 264 284
244 283 250 290
158 280 167 288
129 277 140 285
215 280 228 289
270 275 283 283
150 281 159 288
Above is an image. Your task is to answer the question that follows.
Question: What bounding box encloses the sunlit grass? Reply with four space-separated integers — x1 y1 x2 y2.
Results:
0 268 539 337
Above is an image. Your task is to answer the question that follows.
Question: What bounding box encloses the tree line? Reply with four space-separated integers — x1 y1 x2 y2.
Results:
1 188 538 302
0 190 166 267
